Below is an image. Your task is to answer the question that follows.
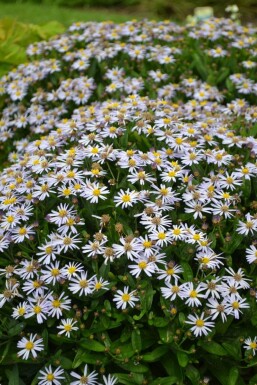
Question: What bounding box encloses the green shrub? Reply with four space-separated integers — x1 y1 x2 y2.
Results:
0 18 65 77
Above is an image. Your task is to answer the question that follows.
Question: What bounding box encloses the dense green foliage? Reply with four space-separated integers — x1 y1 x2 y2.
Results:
1 0 257 21
0 18 64 76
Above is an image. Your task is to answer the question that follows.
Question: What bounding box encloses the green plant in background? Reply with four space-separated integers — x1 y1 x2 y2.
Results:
0 18 65 76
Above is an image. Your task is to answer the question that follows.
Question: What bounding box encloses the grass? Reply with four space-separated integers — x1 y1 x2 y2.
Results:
0 2 157 26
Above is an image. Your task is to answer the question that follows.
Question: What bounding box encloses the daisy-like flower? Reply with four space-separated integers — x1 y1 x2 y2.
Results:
151 184 180 205
70 365 98 385
102 374 118 385
160 280 182 301
113 286 139 310
185 313 215 337
223 267 250 289
195 251 224 270
224 294 250 319
80 181 109 203
48 293 71 319
38 365 65 385
48 203 76 226
157 263 183 283
207 298 228 323
68 272 95 296
114 188 139 208
149 229 173 247
92 276 109 291
112 236 142 260
128 256 156 278
12 301 28 319
54 232 81 253
244 337 257 356
236 213 257 235
61 262 84 279
57 318 78 337
17 333 44 360
180 282 206 307
245 245 257 264
11 225 35 243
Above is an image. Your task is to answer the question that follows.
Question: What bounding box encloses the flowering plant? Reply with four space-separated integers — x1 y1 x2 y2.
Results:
1 17 257 385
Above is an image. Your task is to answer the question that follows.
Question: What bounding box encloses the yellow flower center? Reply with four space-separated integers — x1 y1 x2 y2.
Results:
158 232 166 240
189 290 198 298
122 293 130 302
232 301 239 309
95 282 102 290
46 374 55 381
143 241 152 248
59 209 67 217
33 305 42 314
68 266 76 274
18 227 27 235
51 268 60 276
93 188 101 196
195 319 205 327
122 194 131 202
7 216 14 223
79 280 88 288
250 342 257 349
64 324 72 331
52 299 61 308
25 341 34 350
18 307 26 315
138 261 147 269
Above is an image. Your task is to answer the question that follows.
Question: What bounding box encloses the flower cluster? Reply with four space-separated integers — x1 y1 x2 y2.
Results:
1 17 257 385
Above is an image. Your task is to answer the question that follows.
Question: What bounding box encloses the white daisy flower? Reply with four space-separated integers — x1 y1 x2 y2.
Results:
17 333 44 360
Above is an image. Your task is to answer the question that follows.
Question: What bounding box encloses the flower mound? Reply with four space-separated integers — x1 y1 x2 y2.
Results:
1 17 257 385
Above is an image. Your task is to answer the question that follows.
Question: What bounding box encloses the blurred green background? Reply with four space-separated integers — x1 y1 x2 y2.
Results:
0 0 257 25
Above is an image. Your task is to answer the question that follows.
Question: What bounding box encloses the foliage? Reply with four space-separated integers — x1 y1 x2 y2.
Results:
1 17 257 385
0 18 65 77
0 3 145 26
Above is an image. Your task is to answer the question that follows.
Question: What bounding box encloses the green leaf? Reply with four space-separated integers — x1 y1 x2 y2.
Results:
0 341 10 363
80 338 106 352
117 361 149 373
249 123 257 137
149 316 169 328
198 340 227 356
250 374 257 385
192 52 208 80
142 346 169 362
114 373 137 385
59 356 73 369
181 261 193 281
228 367 239 385
131 329 142 352
8 322 25 336
150 377 178 385
223 233 244 254
158 326 173 344
217 67 230 85
222 341 241 360
177 351 189 368
185 365 200 385
6 364 19 385
72 349 105 368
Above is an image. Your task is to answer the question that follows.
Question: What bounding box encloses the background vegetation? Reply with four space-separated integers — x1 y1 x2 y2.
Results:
1 0 257 22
